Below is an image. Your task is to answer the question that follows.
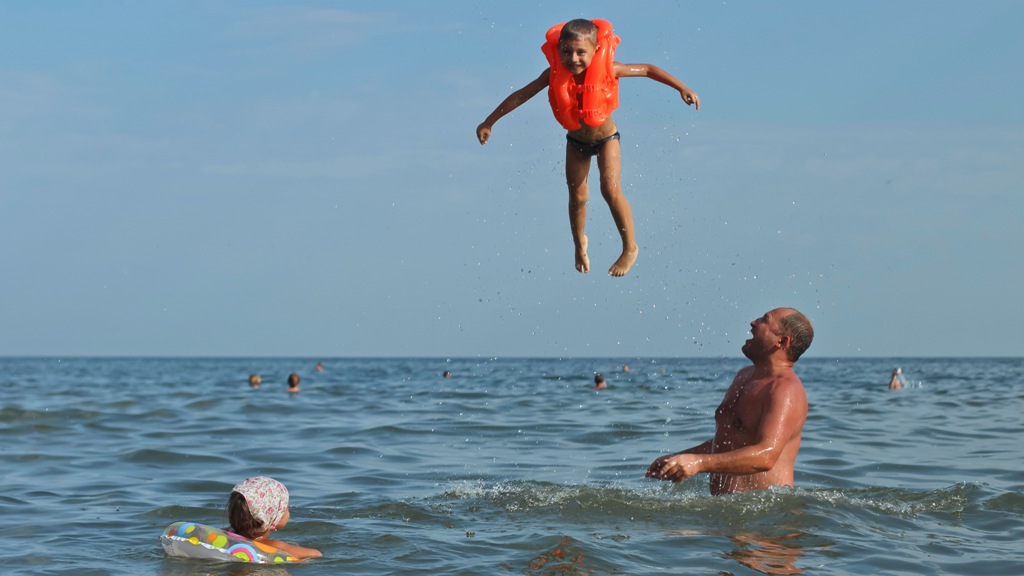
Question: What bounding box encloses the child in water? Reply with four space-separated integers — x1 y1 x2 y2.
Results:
227 476 322 559
477 19 700 276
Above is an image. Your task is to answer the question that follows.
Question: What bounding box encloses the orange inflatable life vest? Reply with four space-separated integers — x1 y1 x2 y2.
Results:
541 19 620 131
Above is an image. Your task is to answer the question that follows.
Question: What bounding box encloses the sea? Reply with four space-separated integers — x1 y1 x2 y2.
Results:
2 356 1022 575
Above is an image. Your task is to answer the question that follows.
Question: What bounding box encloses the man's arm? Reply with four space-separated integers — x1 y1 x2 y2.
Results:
477 69 550 144
614 62 700 110
645 438 712 478
647 380 806 482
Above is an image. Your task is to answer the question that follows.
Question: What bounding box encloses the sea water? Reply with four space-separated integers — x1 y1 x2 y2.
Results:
1 357 1022 575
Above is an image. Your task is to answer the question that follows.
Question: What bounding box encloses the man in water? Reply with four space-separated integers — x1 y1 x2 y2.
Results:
646 308 814 495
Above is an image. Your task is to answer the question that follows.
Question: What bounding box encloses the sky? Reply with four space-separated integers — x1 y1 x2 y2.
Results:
1 1 1021 358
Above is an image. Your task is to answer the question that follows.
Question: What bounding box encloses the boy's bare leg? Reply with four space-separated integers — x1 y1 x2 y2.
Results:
573 233 589 273
596 140 638 276
566 146 592 273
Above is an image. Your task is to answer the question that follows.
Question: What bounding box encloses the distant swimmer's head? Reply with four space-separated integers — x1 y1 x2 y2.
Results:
287 373 300 390
593 373 607 389
248 374 261 388
443 371 452 378
893 367 902 376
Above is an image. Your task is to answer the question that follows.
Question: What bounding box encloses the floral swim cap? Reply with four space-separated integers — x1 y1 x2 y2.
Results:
233 476 289 531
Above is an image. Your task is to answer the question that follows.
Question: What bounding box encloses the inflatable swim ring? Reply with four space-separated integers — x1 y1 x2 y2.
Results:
160 521 300 563
541 19 620 130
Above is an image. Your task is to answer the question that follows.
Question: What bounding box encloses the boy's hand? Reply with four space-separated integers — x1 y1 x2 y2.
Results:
680 89 700 110
476 123 492 145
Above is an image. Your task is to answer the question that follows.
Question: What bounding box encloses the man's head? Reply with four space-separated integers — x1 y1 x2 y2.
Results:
743 308 813 363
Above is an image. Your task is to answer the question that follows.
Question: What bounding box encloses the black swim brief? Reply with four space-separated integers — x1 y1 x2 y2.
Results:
566 132 621 156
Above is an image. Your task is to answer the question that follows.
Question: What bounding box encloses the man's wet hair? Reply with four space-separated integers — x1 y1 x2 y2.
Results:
780 310 814 362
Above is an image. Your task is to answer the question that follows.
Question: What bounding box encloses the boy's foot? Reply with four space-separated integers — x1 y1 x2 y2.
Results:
575 235 590 273
608 245 639 277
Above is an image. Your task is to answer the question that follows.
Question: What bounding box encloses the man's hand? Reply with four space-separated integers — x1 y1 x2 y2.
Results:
646 453 702 482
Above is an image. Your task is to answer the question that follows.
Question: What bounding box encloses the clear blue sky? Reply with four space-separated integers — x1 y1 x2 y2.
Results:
1 1 1021 358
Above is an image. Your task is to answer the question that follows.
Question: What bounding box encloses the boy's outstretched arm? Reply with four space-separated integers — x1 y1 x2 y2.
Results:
477 69 550 144
614 63 700 110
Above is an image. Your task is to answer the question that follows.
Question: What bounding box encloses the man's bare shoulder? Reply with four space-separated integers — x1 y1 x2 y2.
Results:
769 370 808 411
734 365 755 381
750 366 806 405
778 368 806 391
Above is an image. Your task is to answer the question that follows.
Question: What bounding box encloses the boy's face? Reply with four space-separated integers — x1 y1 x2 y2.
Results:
558 38 598 76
